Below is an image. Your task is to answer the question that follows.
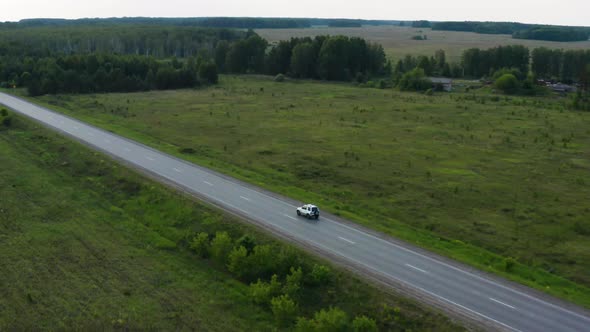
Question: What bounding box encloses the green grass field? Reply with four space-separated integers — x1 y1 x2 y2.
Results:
20 75 590 308
256 26 590 62
0 108 462 330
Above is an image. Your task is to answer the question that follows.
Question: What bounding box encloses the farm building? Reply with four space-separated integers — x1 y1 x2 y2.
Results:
428 77 453 92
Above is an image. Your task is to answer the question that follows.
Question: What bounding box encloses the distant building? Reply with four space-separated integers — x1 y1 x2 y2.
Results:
428 77 453 92
548 83 577 93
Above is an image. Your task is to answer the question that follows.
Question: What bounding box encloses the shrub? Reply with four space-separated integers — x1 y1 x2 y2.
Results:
190 232 210 258
271 295 298 327
492 67 524 81
308 264 333 286
352 315 378 332
247 244 279 280
312 307 349 331
494 74 519 94
1 108 7 117
2 116 13 127
283 266 303 298
504 257 517 272
227 246 250 278
236 234 257 253
274 73 285 82
210 231 233 264
249 274 282 305
398 68 431 91
198 62 219 84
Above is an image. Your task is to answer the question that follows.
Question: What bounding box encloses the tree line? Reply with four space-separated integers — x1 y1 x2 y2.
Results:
0 25 244 58
461 45 530 78
391 45 590 93
532 48 590 84
1 54 218 95
513 27 590 42
2 17 402 30
216 34 388 81
430 21 590 42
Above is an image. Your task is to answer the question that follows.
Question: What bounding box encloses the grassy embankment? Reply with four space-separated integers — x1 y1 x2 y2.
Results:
0 108 462 330
256 26 590 62
18 75 590 309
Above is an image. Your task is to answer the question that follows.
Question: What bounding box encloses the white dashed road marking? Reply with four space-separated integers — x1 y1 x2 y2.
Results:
338 236 356 245
490 298 516 310
405 263 428 274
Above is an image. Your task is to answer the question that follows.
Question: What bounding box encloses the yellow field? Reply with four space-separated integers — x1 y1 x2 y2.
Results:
257 26 590 62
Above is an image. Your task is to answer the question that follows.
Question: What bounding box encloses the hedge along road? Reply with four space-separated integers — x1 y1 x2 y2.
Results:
2 92 589 332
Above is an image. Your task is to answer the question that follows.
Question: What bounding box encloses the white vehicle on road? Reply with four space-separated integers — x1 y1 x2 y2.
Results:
296 204 320 219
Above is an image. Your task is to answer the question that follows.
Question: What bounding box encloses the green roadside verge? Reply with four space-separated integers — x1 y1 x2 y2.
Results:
0 110 462 330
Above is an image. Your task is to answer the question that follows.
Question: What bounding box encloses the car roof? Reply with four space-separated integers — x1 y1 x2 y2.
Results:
304 204 318 208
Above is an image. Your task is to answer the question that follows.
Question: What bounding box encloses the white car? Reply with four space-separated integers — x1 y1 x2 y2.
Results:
296 204 320 219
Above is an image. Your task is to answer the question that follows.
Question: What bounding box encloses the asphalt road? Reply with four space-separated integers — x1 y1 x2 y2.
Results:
2 92 589 332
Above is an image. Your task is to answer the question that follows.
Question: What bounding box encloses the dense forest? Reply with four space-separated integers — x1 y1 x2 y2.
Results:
244 35 388 80
0 23 387 95
214 34 388 80
532 48 590 83
513 27 590 42
1 17 401 29
431 21 590 42
0 25 244 58
461 45 530 78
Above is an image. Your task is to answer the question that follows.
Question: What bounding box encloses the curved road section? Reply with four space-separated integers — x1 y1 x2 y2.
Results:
2 92 589 332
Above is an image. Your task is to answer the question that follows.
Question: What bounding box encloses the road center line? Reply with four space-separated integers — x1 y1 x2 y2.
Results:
173 168 182 173
145 156 155 161
283 214 297 220
338 236 356 245
490 298 516 309
124 147 131 152
240 196 251 201
203 181 214 186
405 263 428 274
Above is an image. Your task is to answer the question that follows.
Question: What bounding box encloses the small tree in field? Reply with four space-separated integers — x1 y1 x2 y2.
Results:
352 315 378 332
249 274 282 305
271 294 298 327
283 266 303 298
227 246 250 278
190 232 210 258
210 231 233 264
495 74 519 94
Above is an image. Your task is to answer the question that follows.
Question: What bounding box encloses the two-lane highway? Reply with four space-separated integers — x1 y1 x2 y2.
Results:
2 92 589 332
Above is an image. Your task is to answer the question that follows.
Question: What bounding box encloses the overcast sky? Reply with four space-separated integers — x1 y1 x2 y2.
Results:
2 0 589 26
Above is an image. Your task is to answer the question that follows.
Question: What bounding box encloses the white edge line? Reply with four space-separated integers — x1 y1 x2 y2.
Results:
490 298 516 310
405 263 428 274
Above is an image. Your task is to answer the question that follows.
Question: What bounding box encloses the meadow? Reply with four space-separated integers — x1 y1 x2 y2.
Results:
21 75 590 308
257 26 590 62
0 108 462 330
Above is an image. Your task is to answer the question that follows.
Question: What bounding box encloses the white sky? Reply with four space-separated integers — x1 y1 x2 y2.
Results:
2 0 589 27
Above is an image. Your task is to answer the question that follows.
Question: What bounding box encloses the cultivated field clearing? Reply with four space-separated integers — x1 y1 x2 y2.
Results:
257 26 590 62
